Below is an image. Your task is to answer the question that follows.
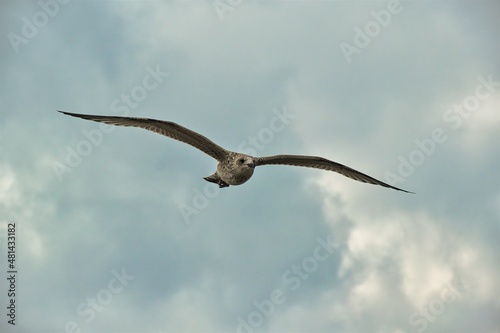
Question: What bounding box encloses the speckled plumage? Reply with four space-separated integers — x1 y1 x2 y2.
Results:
59 111 413 193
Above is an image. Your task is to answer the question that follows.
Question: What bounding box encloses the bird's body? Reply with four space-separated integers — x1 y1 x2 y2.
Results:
59 111 413 193
205 152 255 188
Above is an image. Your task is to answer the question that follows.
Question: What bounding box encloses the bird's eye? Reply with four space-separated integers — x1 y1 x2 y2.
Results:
239 158 245 163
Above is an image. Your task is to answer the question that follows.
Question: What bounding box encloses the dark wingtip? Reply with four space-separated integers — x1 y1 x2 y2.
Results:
58 110 85 119
383 182 414 194
394 187 415 194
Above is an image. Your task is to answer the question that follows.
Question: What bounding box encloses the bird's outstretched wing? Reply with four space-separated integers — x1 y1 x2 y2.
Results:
58 111 228 161
255 154 413 193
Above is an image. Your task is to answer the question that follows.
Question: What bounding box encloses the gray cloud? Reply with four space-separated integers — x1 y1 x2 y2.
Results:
1 1 498 333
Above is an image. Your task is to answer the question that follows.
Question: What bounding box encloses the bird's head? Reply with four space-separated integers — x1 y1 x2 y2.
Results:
234 154 255 170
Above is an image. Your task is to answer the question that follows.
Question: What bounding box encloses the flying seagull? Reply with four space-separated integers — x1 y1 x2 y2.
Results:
59 111 413 193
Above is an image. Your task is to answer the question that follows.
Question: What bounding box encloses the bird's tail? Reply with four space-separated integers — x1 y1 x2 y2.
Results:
203 173 229 188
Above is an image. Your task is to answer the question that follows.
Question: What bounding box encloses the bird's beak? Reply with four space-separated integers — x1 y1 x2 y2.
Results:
246 161 255 168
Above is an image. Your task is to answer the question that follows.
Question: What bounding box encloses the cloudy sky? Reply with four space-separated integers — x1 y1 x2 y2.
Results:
1 1 499 332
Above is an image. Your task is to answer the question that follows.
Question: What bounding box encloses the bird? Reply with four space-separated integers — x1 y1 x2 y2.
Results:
58 111 413 193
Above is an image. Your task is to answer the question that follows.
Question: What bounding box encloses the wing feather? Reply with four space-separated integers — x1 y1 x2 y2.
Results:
59 111 228 161
255 154 413 193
